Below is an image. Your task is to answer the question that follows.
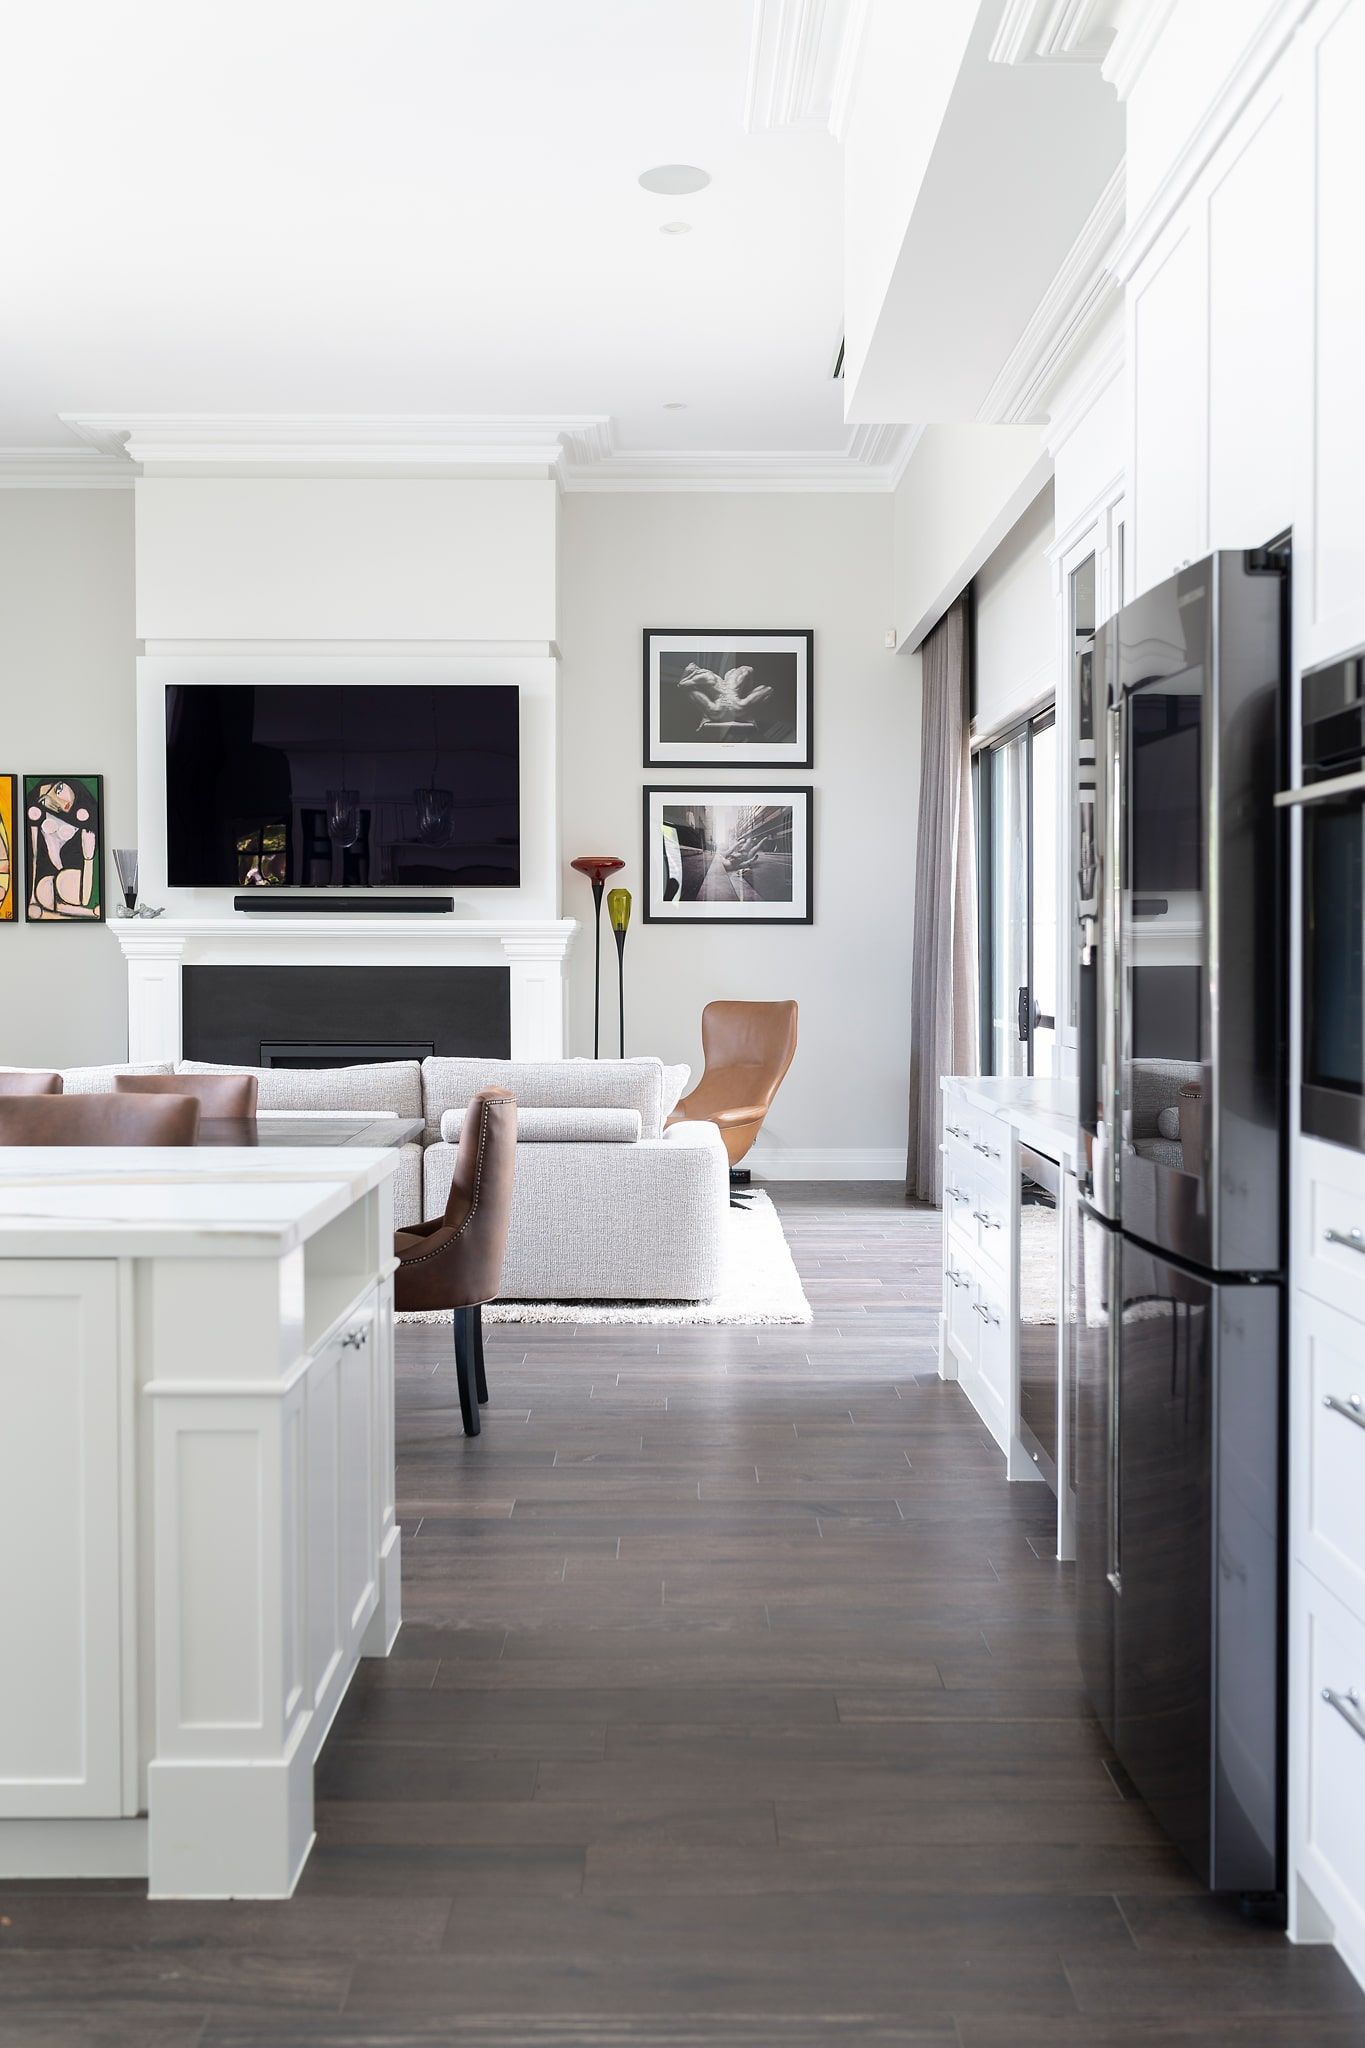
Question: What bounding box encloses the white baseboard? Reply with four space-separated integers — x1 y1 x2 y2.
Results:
746 1146 906 1182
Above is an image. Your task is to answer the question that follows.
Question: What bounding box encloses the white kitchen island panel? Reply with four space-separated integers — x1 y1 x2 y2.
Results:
0 1262 127 1820
0 1147 401 1898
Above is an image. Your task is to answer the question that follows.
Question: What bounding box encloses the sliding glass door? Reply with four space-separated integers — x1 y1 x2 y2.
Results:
977 709 1058 1078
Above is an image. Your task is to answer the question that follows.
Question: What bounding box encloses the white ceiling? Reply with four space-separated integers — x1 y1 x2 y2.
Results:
1 0 862 468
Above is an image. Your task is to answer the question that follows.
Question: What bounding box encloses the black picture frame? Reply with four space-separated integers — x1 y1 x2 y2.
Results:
642 784 813 926
21 774 105 924
643 629 813 769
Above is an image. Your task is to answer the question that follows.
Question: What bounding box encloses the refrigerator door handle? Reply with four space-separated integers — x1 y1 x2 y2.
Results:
1106 1298 1121 1595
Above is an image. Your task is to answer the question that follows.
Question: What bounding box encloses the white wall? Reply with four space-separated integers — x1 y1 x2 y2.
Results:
129 473 564 922
135 477 558 643
972 481 1056 738
0 491 136 1066
559 492 911 1177
892 424 1051 652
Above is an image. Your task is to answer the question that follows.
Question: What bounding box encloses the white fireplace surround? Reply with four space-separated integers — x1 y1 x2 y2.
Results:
124 638 572 1064
112 915 577 1064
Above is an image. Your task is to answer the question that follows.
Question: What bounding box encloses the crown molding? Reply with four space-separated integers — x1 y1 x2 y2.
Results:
560 422 915 493
0 448 135 488
6 412 913 494
1041 302 1124 459
1100 0 1179 99
978 160 1124 426
57 412 612 476
744 0 871 138
989 0 1117 66
1110 0 1313 280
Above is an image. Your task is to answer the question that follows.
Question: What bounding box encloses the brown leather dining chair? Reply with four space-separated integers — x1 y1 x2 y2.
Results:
668 1000 798 1177
114 1071 260 1118
0 1071 63 1096
0 1094 201 1145
393 1088 517 1439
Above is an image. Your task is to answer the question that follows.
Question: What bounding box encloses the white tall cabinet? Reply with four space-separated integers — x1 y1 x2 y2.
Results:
1115 0 1365 1990
0 1150 402 1898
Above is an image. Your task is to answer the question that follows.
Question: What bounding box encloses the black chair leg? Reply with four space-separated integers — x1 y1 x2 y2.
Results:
453 1306 481 1438
473 1304 489 1405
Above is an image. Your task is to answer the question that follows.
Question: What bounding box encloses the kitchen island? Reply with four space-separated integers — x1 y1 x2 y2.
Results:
0 1146 402 1898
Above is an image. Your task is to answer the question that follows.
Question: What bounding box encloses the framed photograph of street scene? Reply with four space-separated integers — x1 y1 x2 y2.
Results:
643 629 812 768
643 786 812 925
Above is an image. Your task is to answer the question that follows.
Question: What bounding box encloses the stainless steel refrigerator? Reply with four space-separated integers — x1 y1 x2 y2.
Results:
1068 549 1287 1897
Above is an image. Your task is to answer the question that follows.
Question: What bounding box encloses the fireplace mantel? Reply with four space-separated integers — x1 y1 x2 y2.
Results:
111 915 578 1064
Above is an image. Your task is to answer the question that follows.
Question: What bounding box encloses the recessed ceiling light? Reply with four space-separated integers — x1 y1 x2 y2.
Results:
638 164 710 195
663 402 687 411
659 220 692 236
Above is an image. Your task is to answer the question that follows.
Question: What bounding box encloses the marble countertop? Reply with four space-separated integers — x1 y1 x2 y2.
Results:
941 1074 1080 1165
0 1146 399 1259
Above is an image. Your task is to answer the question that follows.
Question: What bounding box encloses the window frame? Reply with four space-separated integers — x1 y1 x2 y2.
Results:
975 703 1058 1078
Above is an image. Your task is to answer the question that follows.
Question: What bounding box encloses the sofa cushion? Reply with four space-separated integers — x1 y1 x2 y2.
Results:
659 1063 690 1120
422 1056 666 1141
422 1120 727 1300
178 1058 423 1118
62 1062 174 1093
440 1105 642 1146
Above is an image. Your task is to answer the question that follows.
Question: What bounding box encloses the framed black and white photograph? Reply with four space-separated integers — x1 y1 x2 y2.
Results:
643 786 812 925
644 629 812 768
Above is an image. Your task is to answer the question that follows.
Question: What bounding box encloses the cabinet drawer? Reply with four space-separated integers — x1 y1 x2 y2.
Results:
972 1176 1010 1274
944 1166 976 1252
1296 1137 1365 1320
943 1101 973 1150
946 1266 979 1372
975 1279 1009 1408
969 1120 1010 1192
1294 1292 1365 1620
1296 1572 1365 1977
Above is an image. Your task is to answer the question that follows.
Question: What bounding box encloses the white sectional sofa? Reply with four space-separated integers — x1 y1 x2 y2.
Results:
25 1053 728 1303
420 1057 727 1300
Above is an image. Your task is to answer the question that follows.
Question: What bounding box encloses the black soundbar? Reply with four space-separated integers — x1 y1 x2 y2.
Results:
233 895 455 915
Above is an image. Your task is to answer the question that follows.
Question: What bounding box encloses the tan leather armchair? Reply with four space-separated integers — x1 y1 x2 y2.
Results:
394 1088 517 1438
667 1000 798 1170
0 1094 201 1145
114 1071 260 1117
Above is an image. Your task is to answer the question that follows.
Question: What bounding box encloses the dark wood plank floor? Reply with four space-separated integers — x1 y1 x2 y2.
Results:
4 1185 1365 2047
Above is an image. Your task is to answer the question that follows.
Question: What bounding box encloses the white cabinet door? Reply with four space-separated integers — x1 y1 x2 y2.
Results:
1130 214 1208 596
0 1262 125 1817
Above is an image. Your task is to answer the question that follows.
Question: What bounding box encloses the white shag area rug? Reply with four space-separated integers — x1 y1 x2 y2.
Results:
396 1189 812 1327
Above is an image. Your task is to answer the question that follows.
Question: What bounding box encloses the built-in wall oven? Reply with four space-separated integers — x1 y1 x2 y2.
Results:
1280 648 1365 1151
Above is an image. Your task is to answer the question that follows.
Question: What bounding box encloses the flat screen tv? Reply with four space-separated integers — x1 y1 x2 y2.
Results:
165 683 520 889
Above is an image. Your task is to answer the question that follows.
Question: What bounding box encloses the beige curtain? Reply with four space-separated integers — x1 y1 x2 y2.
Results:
906 596 979 1203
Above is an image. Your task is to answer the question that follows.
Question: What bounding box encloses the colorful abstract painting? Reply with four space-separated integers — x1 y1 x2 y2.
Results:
22 774 104 923
0 775 14 921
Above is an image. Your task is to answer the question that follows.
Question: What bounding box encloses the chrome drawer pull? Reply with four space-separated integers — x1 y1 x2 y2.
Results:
972 1210 1002 1231
1322 1686 1365 1742
1324 1392 1365 1433
947 1123 968 1139
971 1302 1001 1325
1324 1226 1365 1256
341 1325 370 1350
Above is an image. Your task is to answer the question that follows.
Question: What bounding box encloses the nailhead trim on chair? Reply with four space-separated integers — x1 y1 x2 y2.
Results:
396 1096 493 1268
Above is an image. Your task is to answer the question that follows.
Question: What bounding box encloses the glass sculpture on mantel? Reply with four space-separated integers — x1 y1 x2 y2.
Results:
112 847 163 918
